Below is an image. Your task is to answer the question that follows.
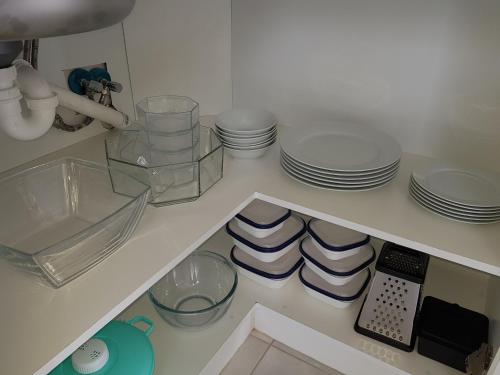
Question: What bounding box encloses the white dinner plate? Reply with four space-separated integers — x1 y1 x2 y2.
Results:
409 187 500 224
281 156 399 185
281 149 400 176
284 157 400 183
280 122 401 172
281 150 400 179
410 177 500 214
412 162 500 208
409 183 500 219
281 160 396 191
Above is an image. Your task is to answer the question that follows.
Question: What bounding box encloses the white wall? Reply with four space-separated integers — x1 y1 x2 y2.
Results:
122 0 232 118
3 0 498 172
0 0 232 173
232 0 500 169
0 24 134 172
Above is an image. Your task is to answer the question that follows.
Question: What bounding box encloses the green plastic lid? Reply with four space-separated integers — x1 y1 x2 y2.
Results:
50 316 155 375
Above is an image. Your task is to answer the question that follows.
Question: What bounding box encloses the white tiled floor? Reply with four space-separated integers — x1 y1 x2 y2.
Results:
221 330 343 375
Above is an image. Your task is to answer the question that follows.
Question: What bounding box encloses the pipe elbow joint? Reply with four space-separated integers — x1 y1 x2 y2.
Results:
0 92 58 141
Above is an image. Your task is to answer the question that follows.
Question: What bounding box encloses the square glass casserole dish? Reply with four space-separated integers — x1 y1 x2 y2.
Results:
0 158 150 288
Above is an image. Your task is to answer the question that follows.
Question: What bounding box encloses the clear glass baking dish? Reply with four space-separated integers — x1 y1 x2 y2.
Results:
106 126 223 206
0 158 150 288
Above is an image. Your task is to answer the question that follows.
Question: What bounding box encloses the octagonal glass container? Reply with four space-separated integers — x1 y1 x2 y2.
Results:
136 95 199 134
106 126 223 206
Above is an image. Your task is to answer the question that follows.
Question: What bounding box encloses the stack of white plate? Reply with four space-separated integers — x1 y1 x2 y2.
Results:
215 109 277 159
409 162 500 224
280 122 402 191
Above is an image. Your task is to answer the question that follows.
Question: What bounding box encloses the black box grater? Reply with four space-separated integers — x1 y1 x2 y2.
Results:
354 242 429 351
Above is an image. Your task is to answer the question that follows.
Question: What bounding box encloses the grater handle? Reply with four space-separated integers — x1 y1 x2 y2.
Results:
127 315 155 337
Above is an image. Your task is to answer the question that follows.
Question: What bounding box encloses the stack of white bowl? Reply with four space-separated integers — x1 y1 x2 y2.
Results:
226 199 306 288
298 218 375 308
215 109 277 159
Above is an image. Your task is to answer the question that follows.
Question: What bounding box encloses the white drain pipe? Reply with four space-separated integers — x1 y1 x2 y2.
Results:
0 60 131 141
0 61 58 140
50 85 130 129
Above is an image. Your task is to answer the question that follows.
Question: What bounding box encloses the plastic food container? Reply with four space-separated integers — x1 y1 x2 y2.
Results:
226 215 306 263
235 199 291 238
300 237 375 285
0 158 150 288
307 218 370 260
136 95 199 134
230 244 303 288
50 316 155 375
299 265 371 308
106 126 223 206
149 251 237 329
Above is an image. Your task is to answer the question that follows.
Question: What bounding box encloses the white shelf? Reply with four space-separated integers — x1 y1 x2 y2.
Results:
118 229 490 375
1 117 499 375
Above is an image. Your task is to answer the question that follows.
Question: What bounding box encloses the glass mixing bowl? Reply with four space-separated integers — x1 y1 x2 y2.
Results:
148 251 237 329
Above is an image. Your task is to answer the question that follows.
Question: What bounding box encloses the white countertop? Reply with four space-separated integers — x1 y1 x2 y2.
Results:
1 117 499 375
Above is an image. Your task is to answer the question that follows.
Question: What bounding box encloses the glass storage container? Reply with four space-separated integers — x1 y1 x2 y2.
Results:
136 95 199 134
106 126 223 206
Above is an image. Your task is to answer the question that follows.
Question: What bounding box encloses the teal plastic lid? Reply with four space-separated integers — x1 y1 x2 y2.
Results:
50 316 155 375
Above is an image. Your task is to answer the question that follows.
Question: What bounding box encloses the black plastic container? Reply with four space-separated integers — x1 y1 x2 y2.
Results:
418 296 489 372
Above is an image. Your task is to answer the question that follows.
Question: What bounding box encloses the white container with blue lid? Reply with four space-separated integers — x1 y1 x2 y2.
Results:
235 199 292 238
230 244 303 288
307 218 370 260
299 264 371 309
300 237 375 285
226 214 306 262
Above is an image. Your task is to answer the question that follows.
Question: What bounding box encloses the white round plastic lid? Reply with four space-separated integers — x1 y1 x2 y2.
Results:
71 338 109 374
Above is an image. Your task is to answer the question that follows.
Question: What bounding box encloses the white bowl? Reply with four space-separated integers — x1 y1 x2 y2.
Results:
216 125 276 139
217 129 277 145
223 137 276 149
216 109 277 134
226 146 274 159
222 136 276 150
